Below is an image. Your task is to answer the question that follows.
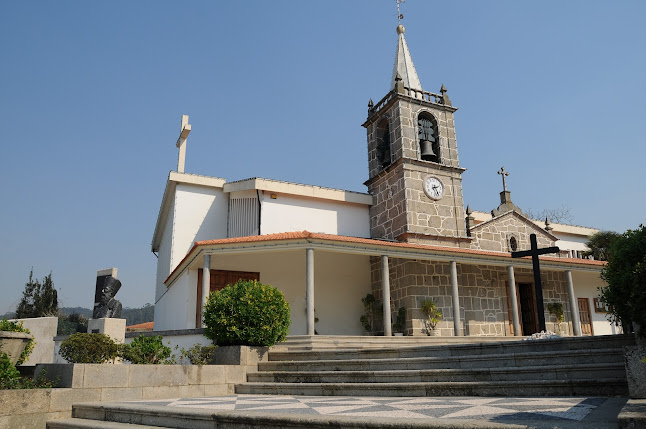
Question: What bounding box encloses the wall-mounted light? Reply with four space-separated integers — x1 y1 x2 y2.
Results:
270 194 278 199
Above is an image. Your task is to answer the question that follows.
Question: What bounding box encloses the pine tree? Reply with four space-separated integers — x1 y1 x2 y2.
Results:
15 269 58 318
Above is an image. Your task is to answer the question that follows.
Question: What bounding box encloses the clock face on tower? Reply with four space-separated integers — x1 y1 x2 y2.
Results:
423 176 444 200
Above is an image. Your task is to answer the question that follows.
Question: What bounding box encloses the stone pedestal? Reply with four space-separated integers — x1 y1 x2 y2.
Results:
87 318 126 343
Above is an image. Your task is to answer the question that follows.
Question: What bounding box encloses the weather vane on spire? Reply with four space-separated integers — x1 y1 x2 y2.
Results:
396 0 405 25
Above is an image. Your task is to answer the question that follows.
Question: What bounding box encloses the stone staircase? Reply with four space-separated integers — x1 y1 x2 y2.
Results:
237 334 635 397
46 334 635 428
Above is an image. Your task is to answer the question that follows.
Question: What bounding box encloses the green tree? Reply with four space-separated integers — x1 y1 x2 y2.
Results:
15 270 58 318
600 225 646 337
584 230 620 261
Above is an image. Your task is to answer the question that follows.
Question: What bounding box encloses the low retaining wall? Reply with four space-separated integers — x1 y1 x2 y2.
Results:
0 362 250 429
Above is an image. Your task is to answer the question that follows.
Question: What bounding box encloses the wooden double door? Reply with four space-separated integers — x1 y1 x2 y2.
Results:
507 282 594 336
195 269 260 328
507 282 539 336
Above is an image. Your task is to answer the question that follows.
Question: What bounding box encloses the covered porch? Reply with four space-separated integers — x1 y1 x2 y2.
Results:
156 231 606 338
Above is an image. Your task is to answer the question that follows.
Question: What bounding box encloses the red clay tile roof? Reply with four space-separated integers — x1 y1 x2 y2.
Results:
165 231 604 285
126 321 154 331
193 231 605 266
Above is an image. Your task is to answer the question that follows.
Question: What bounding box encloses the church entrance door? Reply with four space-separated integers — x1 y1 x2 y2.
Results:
196 269 260 328
518 283 538 335
577 298 593 336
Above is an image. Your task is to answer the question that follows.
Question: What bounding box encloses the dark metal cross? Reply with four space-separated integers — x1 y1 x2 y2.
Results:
498 166 509 191
511 234 559 333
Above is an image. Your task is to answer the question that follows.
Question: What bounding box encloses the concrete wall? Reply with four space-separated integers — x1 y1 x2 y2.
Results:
173 183 228 266
260 193 370 238
155 197 175 302
154 268 197 331
572 270 622 336
8 317 57 366
0 363 248 429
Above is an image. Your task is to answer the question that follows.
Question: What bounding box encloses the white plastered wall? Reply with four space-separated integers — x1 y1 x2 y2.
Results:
571 270 621 336
154 269 198 331
155 184 228 304
166 250 372 335
155 199 175 301
260 192 370 238
172 183 228 263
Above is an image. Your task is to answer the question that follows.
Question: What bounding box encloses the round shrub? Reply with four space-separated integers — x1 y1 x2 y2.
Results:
59 333 119 363
203 280 290 346
121 335 171 364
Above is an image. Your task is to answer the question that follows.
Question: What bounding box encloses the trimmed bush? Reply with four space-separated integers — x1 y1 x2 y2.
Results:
179 343 217 365
203 280 290 346
0 319 34 365
59 333 119 363
121 335 171 364
0 353 21 389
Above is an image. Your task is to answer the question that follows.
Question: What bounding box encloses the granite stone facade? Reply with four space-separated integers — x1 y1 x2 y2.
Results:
469 211 558 254
369 256 574 337
365 92 468 246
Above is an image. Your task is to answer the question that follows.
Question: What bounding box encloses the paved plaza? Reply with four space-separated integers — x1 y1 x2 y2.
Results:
131 394 627 427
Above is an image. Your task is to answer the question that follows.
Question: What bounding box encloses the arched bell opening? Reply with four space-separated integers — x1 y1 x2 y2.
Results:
418 112 440 163
376 119 391 168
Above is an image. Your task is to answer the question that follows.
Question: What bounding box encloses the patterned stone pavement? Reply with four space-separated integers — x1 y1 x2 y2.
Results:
134 394 608 423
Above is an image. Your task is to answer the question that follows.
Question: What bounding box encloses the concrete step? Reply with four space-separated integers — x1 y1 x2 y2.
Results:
269 335 635 361
248 362 626 383
47 418 168 429
62 402 528 429
236 378 629 397
259 347 625 372
277 335 524 350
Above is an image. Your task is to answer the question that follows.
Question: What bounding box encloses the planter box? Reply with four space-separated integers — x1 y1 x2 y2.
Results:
0 331 32 365
213 345 269 367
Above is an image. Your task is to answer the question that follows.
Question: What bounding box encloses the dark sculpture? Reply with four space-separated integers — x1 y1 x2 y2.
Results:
92 275 123 319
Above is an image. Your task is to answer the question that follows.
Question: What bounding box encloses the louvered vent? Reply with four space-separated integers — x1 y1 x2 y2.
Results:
228 197 259 238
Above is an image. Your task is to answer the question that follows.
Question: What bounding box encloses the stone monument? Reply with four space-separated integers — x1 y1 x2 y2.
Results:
88 268 126 347
93 268 123 319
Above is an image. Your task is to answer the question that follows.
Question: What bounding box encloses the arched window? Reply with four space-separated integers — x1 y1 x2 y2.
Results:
418 113 440 163
376 119 391 168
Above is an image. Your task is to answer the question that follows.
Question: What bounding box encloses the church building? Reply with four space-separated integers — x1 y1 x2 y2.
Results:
151 24 615 339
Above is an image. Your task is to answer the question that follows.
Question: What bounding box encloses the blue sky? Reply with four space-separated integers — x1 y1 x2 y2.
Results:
1 1 644 314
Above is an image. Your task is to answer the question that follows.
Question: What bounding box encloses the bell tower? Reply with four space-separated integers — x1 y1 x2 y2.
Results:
363 24 468 247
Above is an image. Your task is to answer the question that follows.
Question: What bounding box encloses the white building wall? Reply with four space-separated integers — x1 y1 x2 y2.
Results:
572 271 622 336
154 269 198 331
155 199 175 302
164 250 372 335
260 193 370 238
172 184 228 269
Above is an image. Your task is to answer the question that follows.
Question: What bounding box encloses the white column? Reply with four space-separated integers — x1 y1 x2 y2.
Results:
201 254 211 328
507 265 521 336
566 270 582 336
306 248 315 336
450 261 461 336
381 255 392 337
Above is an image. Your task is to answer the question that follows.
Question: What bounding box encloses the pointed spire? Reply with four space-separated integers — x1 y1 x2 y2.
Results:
391 25 422 92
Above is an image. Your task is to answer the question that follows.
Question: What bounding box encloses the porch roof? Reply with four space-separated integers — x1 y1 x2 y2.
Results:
164 231 605 288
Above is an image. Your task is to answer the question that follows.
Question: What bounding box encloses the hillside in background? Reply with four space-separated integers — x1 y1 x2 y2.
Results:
2 303 154 326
